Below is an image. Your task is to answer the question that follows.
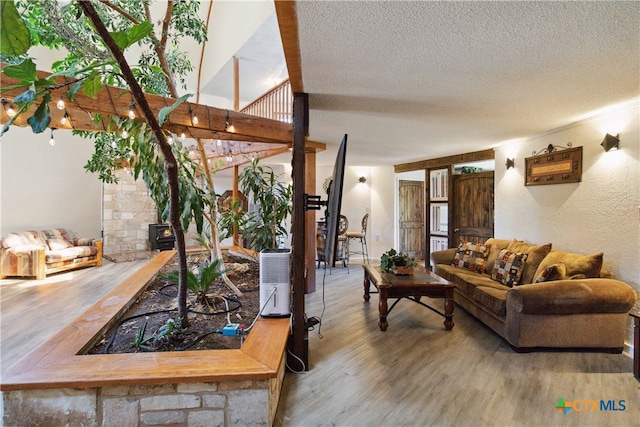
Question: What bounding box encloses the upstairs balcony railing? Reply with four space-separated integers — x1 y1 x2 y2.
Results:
240 79 292 123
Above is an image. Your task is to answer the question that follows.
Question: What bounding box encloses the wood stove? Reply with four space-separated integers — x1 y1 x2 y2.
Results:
148 224 175 251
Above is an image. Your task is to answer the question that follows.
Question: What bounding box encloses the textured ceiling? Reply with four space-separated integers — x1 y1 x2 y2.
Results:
292 1 640 166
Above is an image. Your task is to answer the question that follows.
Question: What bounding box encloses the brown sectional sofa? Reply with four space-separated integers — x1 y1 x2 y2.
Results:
0 228 102 280
431 238 637 352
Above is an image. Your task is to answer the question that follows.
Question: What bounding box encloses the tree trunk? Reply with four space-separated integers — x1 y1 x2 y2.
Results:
79 0 190 327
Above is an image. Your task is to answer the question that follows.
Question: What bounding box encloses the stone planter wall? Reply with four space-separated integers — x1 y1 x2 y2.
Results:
3 375 283 426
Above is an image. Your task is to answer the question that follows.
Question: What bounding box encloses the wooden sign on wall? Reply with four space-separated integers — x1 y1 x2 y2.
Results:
525 145 582 186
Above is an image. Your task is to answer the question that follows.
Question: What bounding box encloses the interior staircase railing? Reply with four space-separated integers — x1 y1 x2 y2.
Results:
240 79 292 123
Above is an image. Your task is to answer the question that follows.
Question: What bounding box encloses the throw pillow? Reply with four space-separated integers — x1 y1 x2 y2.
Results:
451 241 491 274
47 238 73 250
506 241 552 285
485 238 517 273
533 262 566 283
491 249 528 287
534 250 603 280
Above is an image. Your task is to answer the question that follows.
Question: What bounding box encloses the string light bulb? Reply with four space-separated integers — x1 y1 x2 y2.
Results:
121 129 128 139
181 131 186 139
1 98 16 117
128 106 135 120
49 129 56 146
60 113 68 125
167 135 173 145
225 110 235 132
56 97 65 110
216 137 222 147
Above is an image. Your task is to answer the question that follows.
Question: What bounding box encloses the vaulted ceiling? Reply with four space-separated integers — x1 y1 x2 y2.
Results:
276 1 639 167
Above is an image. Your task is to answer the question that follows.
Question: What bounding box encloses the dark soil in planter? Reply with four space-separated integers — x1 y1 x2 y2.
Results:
88 251 261 354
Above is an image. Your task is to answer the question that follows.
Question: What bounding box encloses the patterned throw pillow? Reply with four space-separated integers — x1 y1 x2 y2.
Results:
534 262 567 282
491 249 528 287
451 242 491 273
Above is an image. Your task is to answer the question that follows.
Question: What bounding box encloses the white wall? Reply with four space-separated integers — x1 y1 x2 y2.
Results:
494 99 639 291
315 164 395 262
1 127 102 239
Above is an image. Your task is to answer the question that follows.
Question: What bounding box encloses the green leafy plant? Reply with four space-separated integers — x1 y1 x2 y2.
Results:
131 317 154 351
162 258 230 306
155 317 187 342
238 159 292 251
217 199 248 241
131 316 187 351
380 248 417 273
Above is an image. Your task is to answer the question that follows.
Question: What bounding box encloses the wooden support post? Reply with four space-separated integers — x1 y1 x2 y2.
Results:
233 165 240 247
289 92 308 371
305 151 317 293
233 57 240 113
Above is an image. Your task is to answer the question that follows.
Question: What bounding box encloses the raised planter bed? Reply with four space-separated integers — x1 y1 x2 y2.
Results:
1 250 290 426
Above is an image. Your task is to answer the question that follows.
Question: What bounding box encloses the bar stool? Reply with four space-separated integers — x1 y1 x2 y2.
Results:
346 213 369 264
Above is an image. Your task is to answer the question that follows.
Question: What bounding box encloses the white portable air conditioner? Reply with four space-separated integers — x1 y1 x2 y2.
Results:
259 248 291 317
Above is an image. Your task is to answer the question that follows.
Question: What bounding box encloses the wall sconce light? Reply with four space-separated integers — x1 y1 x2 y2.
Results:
358 176 367 183
505 158 515 170
600 133 620 152
49 128 56 146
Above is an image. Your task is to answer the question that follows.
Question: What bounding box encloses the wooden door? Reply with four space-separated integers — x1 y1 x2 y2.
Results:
452 171 494 245
399 180 424 259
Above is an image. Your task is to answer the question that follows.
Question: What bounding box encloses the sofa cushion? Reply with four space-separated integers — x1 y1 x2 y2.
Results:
451 241 491 273
484 238 516 273
506 241 552 284
47 238 73 251
41 228 74 245
473 286 508 316
436 264 506 296
534 250 603 280
1 231 45 248
491 249 528 287
45 246 98 263
533 262 566 283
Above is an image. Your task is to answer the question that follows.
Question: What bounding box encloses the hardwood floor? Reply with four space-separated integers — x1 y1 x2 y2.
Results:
0 259 147 374
275 262 640 427
1 260 638 426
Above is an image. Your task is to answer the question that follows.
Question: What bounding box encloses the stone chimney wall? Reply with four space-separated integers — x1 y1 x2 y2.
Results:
102 170 201 256
102 170 157 256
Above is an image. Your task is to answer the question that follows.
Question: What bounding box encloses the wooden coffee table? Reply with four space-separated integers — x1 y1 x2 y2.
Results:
363 264 455 331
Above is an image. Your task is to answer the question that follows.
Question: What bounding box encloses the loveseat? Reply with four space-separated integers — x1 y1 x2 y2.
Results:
0 228 102 280
430 238 637 352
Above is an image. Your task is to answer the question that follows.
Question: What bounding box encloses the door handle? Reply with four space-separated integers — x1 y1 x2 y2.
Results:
454 228 460 233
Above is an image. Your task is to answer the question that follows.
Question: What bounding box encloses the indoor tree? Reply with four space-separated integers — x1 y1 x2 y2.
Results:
0 0 241 326
238 159 293 251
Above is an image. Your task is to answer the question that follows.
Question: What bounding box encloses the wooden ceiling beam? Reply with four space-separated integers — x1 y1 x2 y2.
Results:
275 1 303 93
394 149 495 173
0 64 293 144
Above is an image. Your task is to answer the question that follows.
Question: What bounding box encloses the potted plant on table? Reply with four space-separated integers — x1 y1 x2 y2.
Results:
380 248 417 275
